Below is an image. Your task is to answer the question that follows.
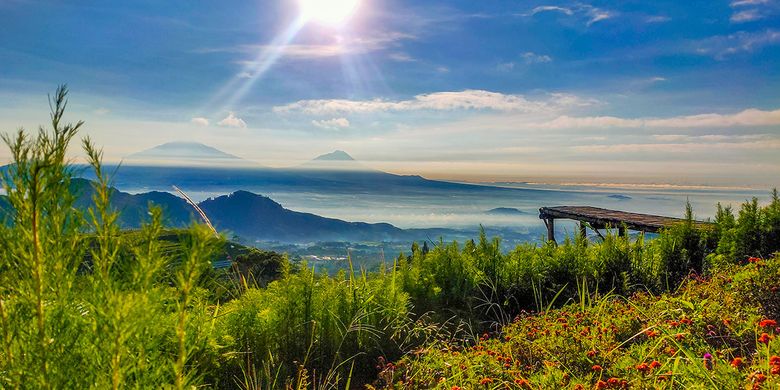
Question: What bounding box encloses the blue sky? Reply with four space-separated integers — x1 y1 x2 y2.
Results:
1 0 779 186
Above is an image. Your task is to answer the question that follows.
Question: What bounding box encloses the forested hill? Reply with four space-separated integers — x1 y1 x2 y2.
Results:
0 177 422 243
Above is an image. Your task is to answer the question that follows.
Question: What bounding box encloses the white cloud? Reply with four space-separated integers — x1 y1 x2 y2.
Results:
191 117 210 126
646 15 671 23
274 90 597 115
217 112 247 128
388 52 415 62
497 62 516 71
731 0 769 6
693 29 780 59
521 52 552 64
528 6 574 16
312 117 351 130
212 31 415 61
731 9 764 22
525 4 614 26
538 108 780 129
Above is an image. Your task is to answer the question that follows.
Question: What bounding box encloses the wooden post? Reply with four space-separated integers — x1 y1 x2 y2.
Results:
545 218 556 243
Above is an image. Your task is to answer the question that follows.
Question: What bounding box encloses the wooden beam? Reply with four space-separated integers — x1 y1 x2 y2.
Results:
544 218 556 244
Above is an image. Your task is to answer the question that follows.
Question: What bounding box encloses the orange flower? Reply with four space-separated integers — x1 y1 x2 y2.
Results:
479 378 493 385
587 349 597 358
636 362 650 373
644 330 660 338
595 380 608 389
592 364 603 371
451 386 461 390
770 356 780 365
731 357 744 368
771 365 780 375
649 360 661 369
759 332 773 344
760 319 778 328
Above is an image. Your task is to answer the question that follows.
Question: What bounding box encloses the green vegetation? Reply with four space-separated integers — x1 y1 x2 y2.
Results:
1 87 779 388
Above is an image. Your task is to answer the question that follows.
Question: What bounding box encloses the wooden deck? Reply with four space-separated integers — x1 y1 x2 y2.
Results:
538 206 712 242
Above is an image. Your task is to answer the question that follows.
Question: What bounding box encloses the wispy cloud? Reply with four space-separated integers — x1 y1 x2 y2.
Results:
312 117 351 130
645 15 671 23
524 3 615 27
191 117 209 126
692 29 780 59
217 112 247 128
729 0 777 23
521 52 553 63
538 107 780 129
731 9 764 22
528 6 574 16
388 52 415 62
574 139 780 154
274 90 596 115
201 31 415 61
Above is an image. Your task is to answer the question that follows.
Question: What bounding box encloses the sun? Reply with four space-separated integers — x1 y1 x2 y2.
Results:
298 0 361 26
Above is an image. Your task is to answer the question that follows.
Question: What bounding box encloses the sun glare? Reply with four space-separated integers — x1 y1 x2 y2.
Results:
298 0 361 25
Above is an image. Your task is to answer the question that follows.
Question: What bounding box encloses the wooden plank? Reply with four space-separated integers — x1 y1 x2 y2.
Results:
539 206 711 233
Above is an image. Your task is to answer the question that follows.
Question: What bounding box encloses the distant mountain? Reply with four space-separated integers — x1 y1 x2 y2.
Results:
300 150 374 172
313 150 354 162
126 142 252 167
608 194 632 200
485 207 526 215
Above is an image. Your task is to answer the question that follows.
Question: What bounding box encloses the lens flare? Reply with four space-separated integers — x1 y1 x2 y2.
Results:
298 0 361 25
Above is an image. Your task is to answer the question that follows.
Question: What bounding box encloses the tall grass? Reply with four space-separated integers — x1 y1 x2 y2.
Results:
1 86 779 388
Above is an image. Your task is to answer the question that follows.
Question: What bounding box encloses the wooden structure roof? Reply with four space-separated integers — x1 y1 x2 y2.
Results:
538 206 712 242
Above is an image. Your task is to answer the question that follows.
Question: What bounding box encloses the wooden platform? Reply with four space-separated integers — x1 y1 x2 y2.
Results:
538 206 711 242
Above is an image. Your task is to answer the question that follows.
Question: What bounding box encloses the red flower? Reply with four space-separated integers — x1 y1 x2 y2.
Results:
451 386 461 390
771 356 780 365
592 364 603 371
644 330 660 338
479 378 493 385
731 357 744 368
514 378 530 388
649 360 661 369
607 377 620 386
759 332 773 344
771 365 780 375
748 256 762 263
636 362 650 373
760 319 778 328
595 380 608 389
587 349 597 358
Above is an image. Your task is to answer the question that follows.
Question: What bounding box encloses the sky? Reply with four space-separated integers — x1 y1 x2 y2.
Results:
0 0 779 187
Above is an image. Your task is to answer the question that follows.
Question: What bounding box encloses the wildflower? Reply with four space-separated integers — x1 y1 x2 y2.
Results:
592 365 603 372
451 386 461 390
723 318 732 326
573 385 585 390
649 360 661 369
514 378 530 387
607 377 620 386
760 319 778 328
644 329 660 338
731 357 744 368
479 377 493 385
595 380 608 389
703 353 713 370
759 332 773 344
772 365 780 375
587 349 597 358
675 333 685 340
636 362 650 373
748 256 762 263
